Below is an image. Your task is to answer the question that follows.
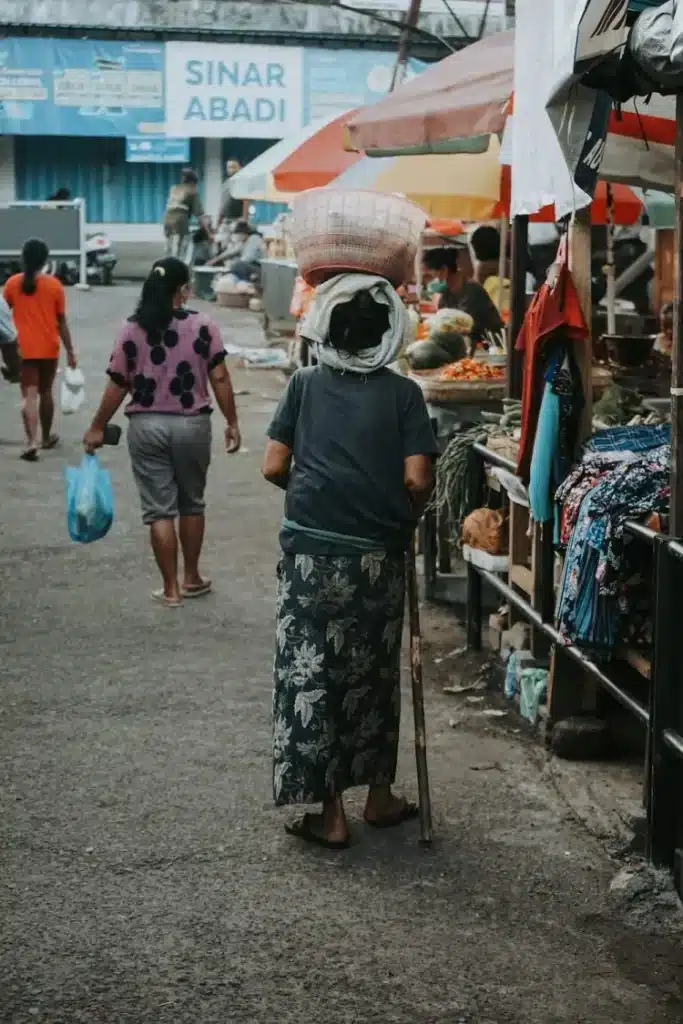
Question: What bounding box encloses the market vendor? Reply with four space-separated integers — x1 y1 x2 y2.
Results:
206 219 265 283
422 247 504 346
470 225 510 317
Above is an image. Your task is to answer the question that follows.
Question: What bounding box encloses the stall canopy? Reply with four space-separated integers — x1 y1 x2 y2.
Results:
332 141 643 225
345 31 513 156
331 144 505 221
346 27 676 193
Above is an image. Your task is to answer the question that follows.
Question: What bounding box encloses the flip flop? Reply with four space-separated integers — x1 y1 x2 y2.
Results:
181 580 212 599
20 448 39 462
284 814 350 851
41 435 59 450
152 590 183 608
364 801 420 829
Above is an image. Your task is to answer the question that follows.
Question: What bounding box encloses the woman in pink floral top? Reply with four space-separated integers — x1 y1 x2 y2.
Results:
84 257 241 607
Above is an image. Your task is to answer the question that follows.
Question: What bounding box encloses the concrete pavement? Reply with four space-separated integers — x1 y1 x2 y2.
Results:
1 285 683 1024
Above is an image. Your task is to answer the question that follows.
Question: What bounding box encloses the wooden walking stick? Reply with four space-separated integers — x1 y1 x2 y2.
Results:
406 535 433 846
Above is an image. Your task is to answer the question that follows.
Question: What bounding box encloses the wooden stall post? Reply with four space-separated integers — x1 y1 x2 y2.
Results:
606 184 617 337
568 207 594 437
547 206 598 733
671 95 683 537
507 215 528 400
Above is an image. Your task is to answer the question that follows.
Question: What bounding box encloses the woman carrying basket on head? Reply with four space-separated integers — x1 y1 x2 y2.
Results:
262 193 438 849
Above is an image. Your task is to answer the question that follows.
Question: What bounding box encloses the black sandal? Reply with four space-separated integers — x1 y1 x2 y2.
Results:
284 813 350 851
364 801 420 829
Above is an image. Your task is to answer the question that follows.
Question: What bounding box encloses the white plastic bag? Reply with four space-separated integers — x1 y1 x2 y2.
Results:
60 366 85 415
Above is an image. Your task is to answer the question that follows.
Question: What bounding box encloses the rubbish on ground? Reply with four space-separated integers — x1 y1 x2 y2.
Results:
443 677 487 696
479 708 507 718
504 651 519 698
434 645 466 664
469 762 504 772
519 668 549 725
224 343 290 368
466 695 485 704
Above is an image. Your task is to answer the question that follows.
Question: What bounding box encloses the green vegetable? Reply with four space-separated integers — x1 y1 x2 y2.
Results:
428 426 488 548
405 340 453 370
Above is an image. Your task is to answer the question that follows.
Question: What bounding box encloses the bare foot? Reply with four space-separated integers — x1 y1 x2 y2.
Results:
364 787 417 826
285 811 350 849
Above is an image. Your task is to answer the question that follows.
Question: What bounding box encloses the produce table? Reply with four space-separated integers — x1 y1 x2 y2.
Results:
409 365 613 440
409 371 507 438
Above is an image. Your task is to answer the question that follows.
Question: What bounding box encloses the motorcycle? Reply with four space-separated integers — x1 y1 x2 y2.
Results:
48 231 118 287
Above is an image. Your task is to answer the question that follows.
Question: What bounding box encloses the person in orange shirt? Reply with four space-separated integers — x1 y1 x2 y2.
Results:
4 238 78 461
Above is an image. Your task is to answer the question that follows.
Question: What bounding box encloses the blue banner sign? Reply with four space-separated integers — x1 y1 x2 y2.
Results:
0 38 164 137
126 135 190 163
0 37 424 139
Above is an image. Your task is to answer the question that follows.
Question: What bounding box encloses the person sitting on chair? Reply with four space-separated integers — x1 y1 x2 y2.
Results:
206 220 265 284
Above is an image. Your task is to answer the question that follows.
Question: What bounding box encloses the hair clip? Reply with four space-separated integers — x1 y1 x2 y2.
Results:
154 266 166 277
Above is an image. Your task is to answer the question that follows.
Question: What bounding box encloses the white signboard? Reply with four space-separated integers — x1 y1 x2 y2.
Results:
575 0 629 70
165 42 303 138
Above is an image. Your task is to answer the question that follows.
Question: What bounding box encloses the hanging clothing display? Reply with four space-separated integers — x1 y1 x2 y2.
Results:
528 349 584 524
516 257 588 485
555 436 670 656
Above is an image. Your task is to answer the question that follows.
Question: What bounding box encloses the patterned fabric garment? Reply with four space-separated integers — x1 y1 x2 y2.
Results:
273 551 405 807
548 348 583 482
585 423 671 455
555 452 637 548
106 308 226 416
556 445 670 654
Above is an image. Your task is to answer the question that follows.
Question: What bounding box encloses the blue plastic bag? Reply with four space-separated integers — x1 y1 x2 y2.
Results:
65 454 114 544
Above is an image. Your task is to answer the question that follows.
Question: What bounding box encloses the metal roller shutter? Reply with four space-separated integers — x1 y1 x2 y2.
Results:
15 137 204 224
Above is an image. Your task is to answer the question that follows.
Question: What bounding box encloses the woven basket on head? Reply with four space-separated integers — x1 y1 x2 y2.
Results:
291 188 427 287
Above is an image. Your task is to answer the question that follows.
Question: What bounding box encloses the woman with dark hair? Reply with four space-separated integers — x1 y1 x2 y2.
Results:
83 257 241 607
422 246 504 345
3 238 77 460
262 273 438 849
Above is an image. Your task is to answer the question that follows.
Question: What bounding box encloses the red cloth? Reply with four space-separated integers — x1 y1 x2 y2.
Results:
515 262 588 483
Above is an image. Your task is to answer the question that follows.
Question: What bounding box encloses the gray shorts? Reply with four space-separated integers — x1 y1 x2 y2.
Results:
127 414 211 525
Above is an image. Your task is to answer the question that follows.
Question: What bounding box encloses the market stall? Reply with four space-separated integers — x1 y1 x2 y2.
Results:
343 0 679 749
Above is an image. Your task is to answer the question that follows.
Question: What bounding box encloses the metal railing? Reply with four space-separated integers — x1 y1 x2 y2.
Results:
462 442 683 890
